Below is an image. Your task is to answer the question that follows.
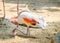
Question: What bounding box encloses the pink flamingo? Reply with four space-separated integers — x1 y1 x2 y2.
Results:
11 10 46 37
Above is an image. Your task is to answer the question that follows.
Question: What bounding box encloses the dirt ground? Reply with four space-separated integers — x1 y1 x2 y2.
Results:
0 1 60 43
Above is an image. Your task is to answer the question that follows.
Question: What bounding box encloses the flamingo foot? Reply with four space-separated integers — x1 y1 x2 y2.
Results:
12 28 17 37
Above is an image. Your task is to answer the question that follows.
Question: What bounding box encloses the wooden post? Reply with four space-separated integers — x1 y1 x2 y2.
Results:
2 0 5 19
17 0 19 16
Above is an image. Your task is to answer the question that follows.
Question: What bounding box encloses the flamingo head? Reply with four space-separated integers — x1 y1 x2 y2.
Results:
36 17 47 29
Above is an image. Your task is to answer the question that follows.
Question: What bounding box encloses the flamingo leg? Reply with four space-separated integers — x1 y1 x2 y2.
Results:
27 26 30 37
12 25 18 37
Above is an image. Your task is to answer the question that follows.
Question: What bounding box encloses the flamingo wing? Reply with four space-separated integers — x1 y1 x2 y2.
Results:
23 17 37 25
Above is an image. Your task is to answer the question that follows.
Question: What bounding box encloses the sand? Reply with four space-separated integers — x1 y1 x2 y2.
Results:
0 1 60 43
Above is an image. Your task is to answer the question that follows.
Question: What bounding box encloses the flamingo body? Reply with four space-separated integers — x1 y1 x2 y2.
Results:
18 10 46 29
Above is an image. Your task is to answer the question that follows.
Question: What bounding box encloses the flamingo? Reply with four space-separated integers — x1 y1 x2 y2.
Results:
10 10 46 37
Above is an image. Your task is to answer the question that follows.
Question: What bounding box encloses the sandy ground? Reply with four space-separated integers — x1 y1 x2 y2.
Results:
0 1 60 43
